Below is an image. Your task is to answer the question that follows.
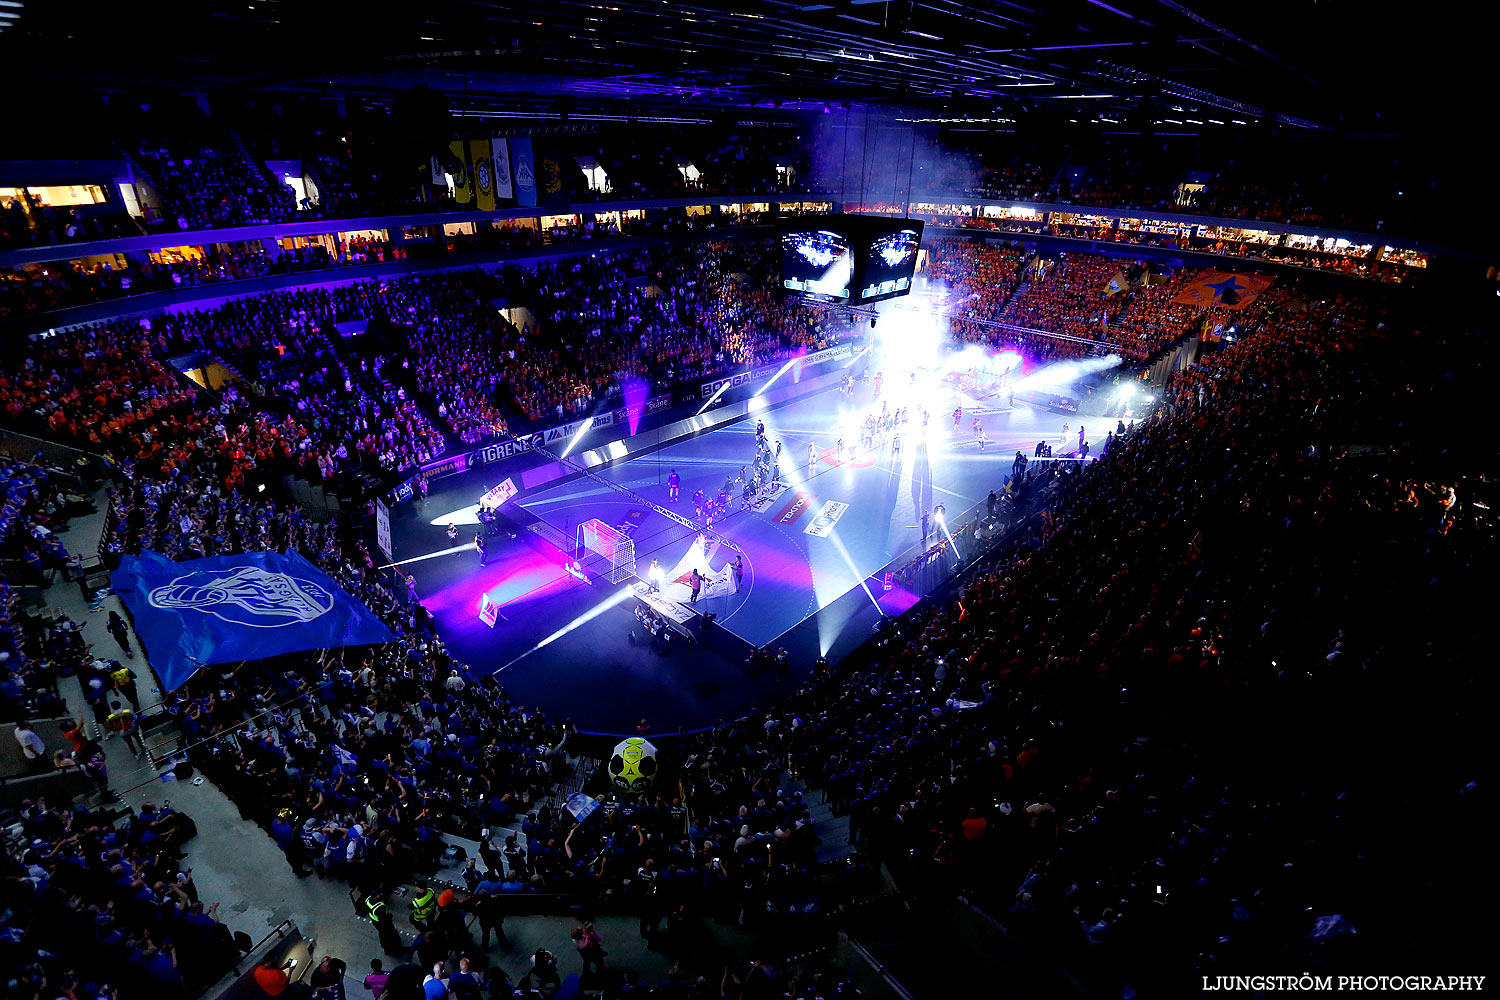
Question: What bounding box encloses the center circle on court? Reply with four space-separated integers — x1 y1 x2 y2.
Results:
821 447 876 470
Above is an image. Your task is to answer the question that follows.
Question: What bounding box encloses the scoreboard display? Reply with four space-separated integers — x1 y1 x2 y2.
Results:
780 228 854 301
858 219 923 302
780 215 924 304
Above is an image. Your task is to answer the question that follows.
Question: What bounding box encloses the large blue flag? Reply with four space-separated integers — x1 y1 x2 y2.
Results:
111 550 395 690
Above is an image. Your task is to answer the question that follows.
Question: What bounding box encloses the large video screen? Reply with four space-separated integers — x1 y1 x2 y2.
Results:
781 228 853 301
858 220 924 302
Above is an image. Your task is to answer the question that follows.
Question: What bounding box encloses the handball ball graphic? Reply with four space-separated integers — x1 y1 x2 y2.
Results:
608 737 659 792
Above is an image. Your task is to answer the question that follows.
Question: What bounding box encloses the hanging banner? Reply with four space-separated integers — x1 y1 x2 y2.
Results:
536 136 565 200
448 140 472 204
491 137 514 201
512 136 537 207
375 500 393 563
471 138 496 211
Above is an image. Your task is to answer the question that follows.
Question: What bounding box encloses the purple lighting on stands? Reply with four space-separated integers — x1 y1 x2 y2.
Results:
622 378 650 435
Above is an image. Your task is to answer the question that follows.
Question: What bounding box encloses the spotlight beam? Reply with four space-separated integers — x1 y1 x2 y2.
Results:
754 356 801 398
496 586 634 672
560 418 592 459
843 345 872 369
936 513 963 567
378 542 475 570
697 377 734 415
825 528 885 616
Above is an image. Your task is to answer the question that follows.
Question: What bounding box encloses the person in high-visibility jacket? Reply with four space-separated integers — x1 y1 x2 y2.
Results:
409 886 439 929
365 892 405 955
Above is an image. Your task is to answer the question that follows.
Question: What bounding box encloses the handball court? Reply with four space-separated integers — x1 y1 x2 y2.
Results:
392 357 1093 733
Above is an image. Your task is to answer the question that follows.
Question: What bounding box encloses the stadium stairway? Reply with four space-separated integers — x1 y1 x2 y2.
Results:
116 147 166 227
303 158 335 211
226 125 286 209
808 792 854 864
999 255 1037 313
20 477 878 993
776 772 853 864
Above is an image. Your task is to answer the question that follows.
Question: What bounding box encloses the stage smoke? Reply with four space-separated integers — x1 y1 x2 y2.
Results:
1012 354 1122 393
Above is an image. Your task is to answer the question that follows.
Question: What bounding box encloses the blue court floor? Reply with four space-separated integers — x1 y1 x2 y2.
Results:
517 371 1081 647
397 357 1110 731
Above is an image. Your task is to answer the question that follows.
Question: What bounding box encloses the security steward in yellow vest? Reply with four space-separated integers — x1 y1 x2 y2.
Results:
364 892 405 955
409 886 439 930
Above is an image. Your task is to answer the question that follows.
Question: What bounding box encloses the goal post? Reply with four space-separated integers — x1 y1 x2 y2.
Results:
576 518 637 583
958 366 1010 400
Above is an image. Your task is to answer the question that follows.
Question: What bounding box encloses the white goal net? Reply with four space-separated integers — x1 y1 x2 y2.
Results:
576 518 636 583
956 366 1011 400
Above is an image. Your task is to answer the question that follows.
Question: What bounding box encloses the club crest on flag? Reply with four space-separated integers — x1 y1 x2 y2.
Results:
148 565 336 628
112 551 395 690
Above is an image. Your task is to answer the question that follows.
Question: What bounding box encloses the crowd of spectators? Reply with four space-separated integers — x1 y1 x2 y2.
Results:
1000 253 1127 342
974 159 1054 202
0 541 254 998
395 243 856 430
0 454 89 714
1105 268 1202 358
924 240 1029 343
922 240 1112 365
851 210 1418 286
1188 233 1421 284
0 199 805 324
950 247 1204 360
0 309 422 497
667 241 851 370
131 136 297 233
0 240 867 505
0 207 1480 996
8 237 1207 513
1 495 250 998
673 283 1479 994
0 242 398 322
1 194 137 249
3 785 243 998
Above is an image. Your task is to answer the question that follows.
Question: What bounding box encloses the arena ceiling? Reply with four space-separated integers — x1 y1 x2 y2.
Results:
0 0 1477 134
